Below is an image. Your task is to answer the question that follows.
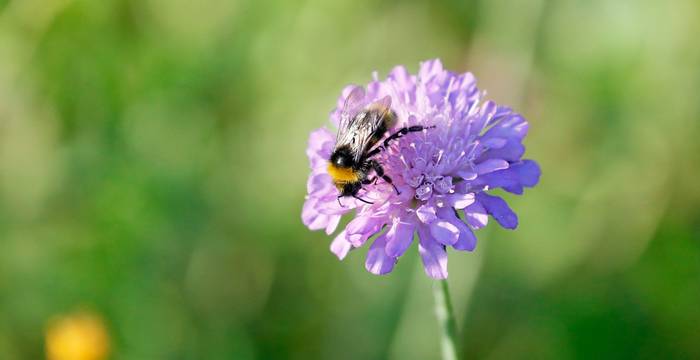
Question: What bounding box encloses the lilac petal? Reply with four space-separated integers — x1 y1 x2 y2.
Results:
345 216 385 246
448 193 475 209
436 207 477 252
434 176 453 193
307 214 332 231
457 170 478 181
473 169 518 190
306 128 335 169
477 193 518 229
325 214 341 235
481 137 507 149
478 140 525 162
306 127 334 155
453 224 477 251
307 173 332 194
316 197 352 215
415 183 433 201
417 227 448 279
475 159 509 175
365 233 396 275
504 185 524 195
301 197 319 226
429 220 459 246
346 216 380 235
482 114 529 140
472 161 540 193
302 198 333 231
470 100 497 136
512 160 541 187
385 219 416 258
494 105 513 118
419 59 444 81
389 66 414 88
330 230 352 260
464 201 488 229
416 205 437 223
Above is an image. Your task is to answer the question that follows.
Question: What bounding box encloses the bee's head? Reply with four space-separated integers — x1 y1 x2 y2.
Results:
330 146 354 168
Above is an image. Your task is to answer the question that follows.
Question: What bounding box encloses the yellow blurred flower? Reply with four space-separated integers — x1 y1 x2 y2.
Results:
45 311 110 360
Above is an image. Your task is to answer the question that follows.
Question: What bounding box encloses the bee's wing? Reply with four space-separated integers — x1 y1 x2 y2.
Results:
350 95 393 163
372 95 393 121
336 86 366 142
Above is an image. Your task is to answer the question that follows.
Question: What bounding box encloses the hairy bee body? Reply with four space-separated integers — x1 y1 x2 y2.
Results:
328 107 395 197
329 87 431 204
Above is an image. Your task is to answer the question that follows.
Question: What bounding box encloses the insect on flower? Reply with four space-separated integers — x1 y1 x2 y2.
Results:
328 86 433 206
302 59 540 279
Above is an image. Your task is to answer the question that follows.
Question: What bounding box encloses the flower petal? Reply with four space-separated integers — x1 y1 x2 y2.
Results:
470 100 497 136
512 160 541 187
482 113 529 140
389 66 414 88
307 173 332 195
453 224 477 251
437 207 477 251
419 59 444 81
325 214 341 235
385 219 416 258
416 205 437 223
365 233 396 275
478 140 525 162
417 227 448 279
457 170 478 181
430 220 459 246
477 193 518 229
330 230 352 260
481 137 507 149
448 193 475 209
306 128 335 168
345 215 385 246
302 197 336 231
464 201 488 229
475 159 509 175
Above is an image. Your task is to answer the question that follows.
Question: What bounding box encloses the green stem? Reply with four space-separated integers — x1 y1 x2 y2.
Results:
433 279 459 360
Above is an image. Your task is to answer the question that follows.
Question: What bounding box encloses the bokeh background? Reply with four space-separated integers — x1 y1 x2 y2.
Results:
1 0 699 359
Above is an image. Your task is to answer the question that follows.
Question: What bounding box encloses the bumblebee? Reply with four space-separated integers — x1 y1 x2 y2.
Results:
328 86 432 205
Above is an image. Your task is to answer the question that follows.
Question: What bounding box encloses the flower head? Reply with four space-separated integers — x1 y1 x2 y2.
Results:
302 59 540 279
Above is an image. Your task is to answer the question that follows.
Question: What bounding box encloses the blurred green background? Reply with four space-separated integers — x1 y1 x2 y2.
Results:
1 0 699 358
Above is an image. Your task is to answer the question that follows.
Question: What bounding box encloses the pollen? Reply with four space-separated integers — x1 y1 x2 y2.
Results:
327 162 359 183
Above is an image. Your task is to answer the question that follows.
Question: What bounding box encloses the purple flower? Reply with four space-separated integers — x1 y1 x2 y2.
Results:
302 59 540 279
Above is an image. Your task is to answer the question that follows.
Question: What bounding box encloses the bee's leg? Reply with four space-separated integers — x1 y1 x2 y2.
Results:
361 176 381 185
369 160 400 195
352 195 374 204
364 147 384 159
382 125 436 149
366 125 436 158
338 194 373 206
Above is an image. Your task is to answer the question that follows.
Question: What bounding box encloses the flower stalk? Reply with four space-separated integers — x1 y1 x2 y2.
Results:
433 279 459 360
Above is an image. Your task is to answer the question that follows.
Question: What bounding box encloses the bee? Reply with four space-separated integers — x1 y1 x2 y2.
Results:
328 86 433 205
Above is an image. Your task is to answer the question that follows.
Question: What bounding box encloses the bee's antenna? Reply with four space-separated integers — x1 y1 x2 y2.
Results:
337 196 346 208
353 195 374 205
